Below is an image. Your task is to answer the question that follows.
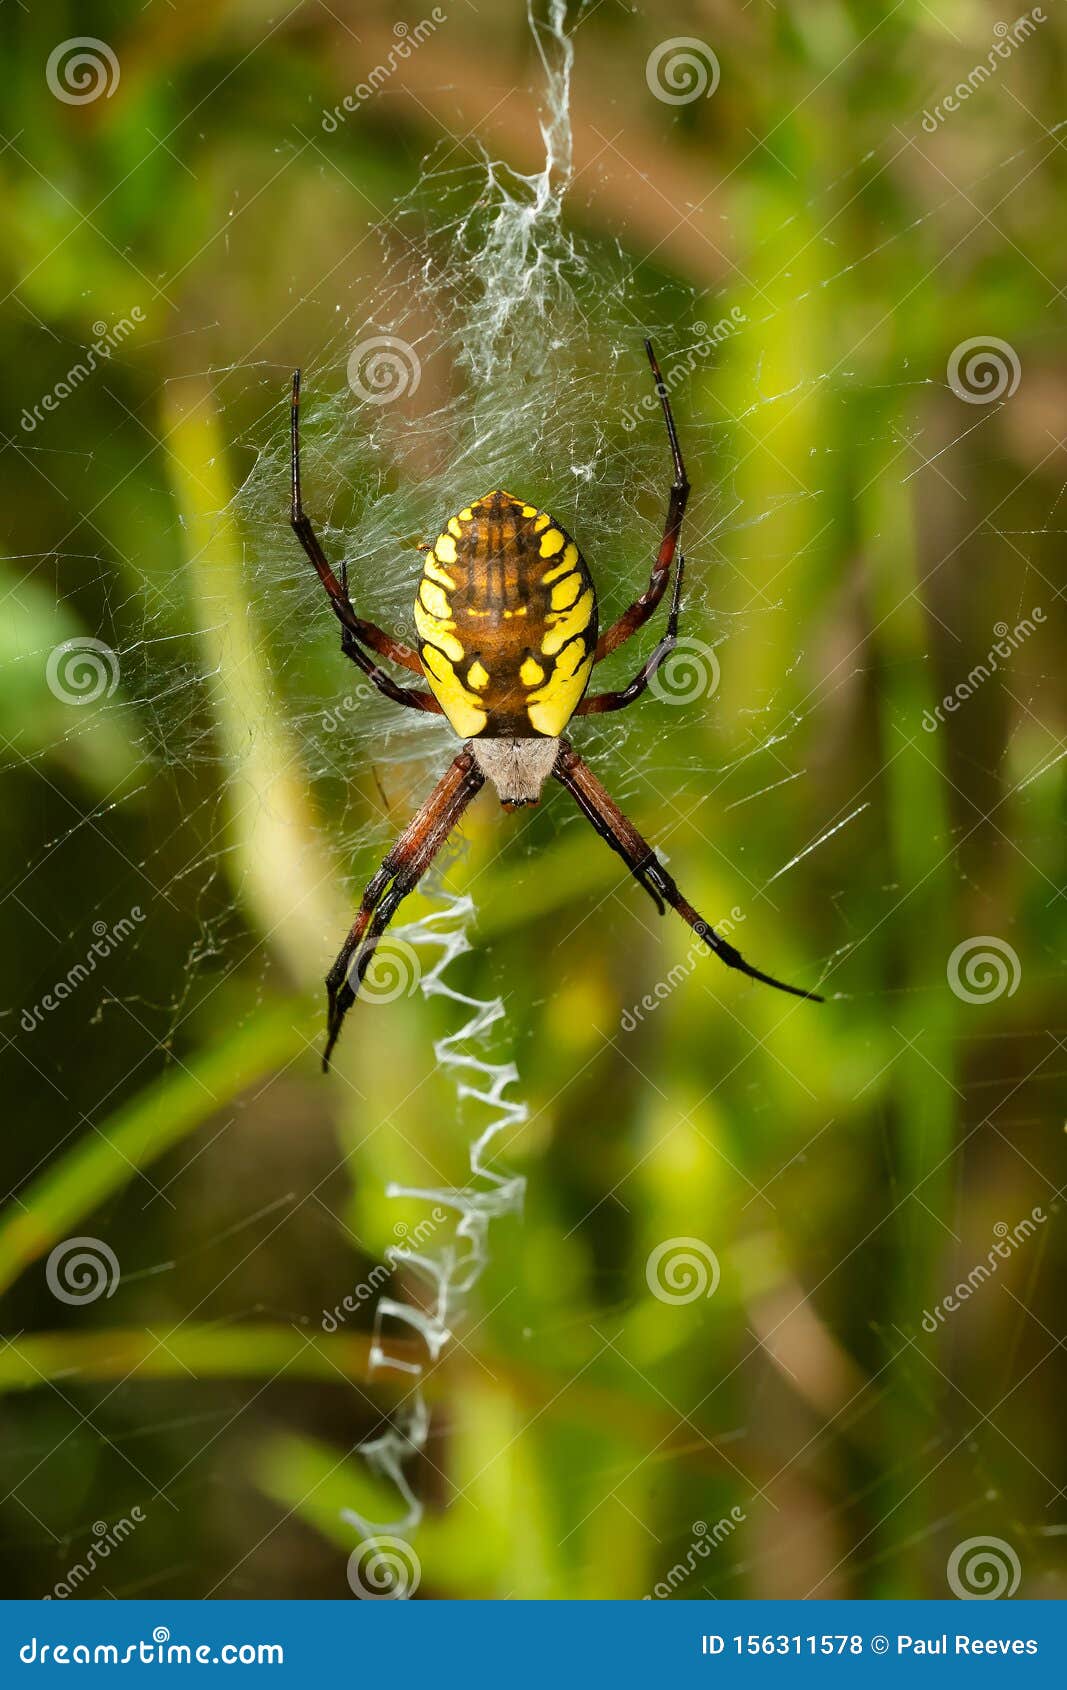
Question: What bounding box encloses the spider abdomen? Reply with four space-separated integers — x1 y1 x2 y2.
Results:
414 489 598 738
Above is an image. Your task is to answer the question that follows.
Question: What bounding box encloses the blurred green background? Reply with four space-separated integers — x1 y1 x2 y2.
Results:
1 0 1064 1600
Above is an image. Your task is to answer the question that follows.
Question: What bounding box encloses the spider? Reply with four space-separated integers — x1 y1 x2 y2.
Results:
290 341 823 1070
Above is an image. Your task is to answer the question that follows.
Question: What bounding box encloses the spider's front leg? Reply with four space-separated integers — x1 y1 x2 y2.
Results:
595 339 690 662
323 749 485 1070
289 371 439 714
554 741 823 1004
578 557 685 715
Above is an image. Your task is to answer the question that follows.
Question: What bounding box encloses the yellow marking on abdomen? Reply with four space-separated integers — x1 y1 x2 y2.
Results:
542 587 595 656
543 542 579 583
550 573 582 610
448 517 463 538
423 553 456 589
421 644 487 736
414 599 463 662
520 655 545 687
467 659 489 690
435 533 458 565
419 579 452 620
539 527 565 558
555 636 589 680
527 651 594 736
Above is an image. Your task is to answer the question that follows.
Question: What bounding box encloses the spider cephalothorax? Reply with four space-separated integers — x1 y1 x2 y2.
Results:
290 342 823 1068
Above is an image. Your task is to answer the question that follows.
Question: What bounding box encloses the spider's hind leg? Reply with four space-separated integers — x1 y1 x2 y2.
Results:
553 741 823 1005
322 749 485 1070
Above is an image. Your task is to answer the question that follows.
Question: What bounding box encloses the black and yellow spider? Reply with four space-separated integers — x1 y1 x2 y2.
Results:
290 342 822 1069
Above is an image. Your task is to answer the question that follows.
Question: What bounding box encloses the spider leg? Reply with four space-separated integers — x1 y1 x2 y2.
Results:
290 371 436 708
553 741 823 1003
577 556 684 715
333 622 443 713
595 339 690 663
323 749 485 1070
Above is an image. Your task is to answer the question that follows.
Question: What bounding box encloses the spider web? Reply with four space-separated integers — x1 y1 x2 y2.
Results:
227 0 734 1565
3 0 1065 1603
